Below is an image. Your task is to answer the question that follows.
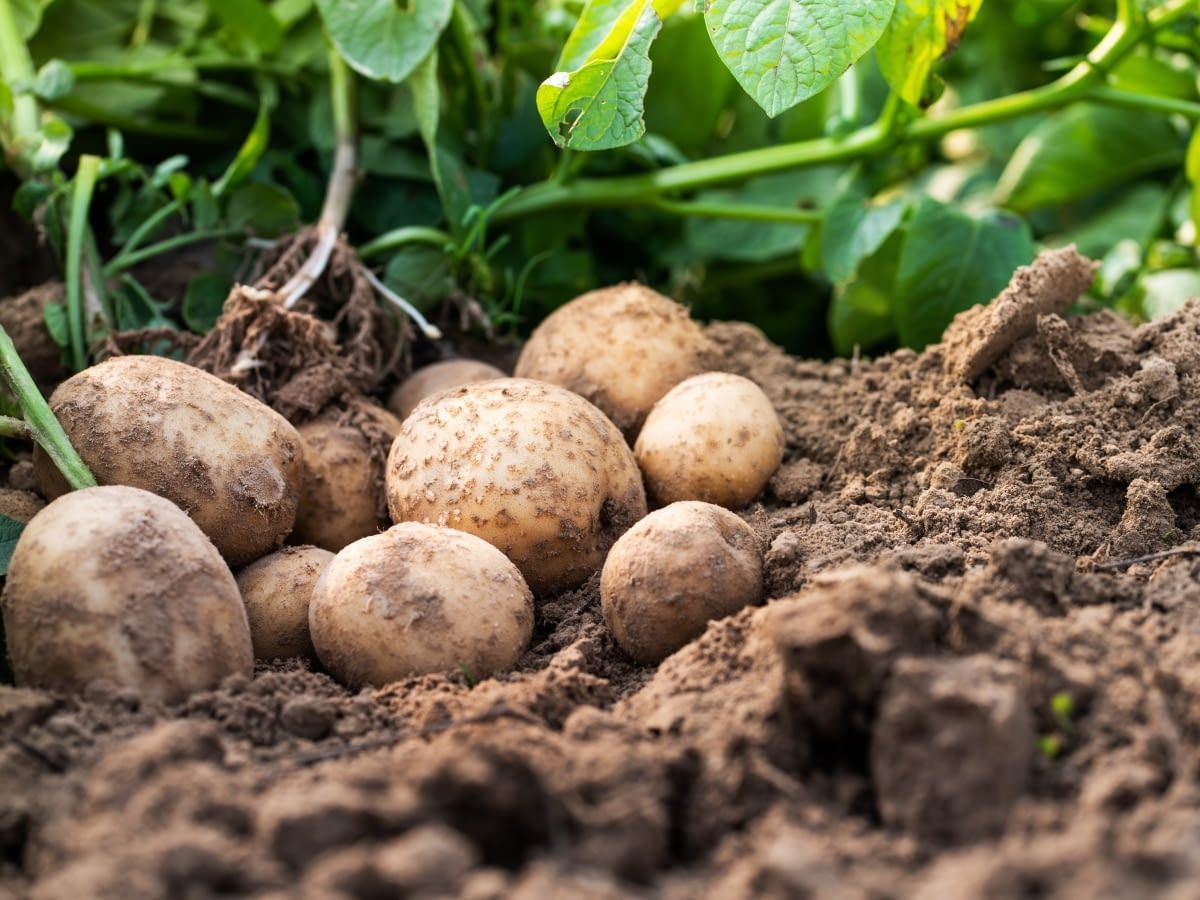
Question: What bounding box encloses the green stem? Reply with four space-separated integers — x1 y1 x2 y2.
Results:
46 96 231 142
66 156 100 372
358 226 453 259
69 57 297 79
117 197 184 259
650 199 823 224
103 227 242 277
0 416 31 440
0 326 96 490
0 0 39 168
1087 85 1200 119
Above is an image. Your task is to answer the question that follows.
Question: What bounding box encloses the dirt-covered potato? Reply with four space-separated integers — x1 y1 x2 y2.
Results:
601 501 763 663
635 372 784 509
309 523 534 687
0 488 44 522
387 359 506 420
514 283 715 437
236 546 334 661
1 485 252 701
34 355 305 565
293 403 402 552
386 378 647 595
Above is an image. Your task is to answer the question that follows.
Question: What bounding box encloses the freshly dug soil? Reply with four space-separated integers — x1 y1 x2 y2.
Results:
8 248 1200 897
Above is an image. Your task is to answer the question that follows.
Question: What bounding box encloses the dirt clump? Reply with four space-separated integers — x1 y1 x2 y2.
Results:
10 249 1200 896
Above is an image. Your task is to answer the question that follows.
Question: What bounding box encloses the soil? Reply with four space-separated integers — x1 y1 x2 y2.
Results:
7 247 1200 897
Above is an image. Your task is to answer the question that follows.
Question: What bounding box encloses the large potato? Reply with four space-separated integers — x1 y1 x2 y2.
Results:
309 523 534 687
236 545 334 660
34 355 304 565
601 501 764 663
293 403 402 552
635 372 784 509
2 486 252 702
514 283 715 437
387 359 506 421
386 378 647 595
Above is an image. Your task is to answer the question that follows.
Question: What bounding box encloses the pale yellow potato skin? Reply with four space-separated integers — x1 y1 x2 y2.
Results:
387 359 506 421
635 372 784 509
293 404 402 552
308 523 534 687
601 501 763 663
236 545 334 661
514 283 715 437
385 378 647 595
34 355 304 566
2 486 253 702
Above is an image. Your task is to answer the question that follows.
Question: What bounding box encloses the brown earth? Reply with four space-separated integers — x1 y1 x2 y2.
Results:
7 247 1200 897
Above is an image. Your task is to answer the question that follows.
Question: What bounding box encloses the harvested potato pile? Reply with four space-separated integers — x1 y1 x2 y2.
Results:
386 378 647 594
2 485 252 702
236 546 334 661
308 523 534 687
387 359 505 420
515 283 715 436
35 355 305 565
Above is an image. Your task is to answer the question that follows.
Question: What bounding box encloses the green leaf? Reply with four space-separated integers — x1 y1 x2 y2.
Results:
644 13 737 155
213 102 271 199
207 0 284 51
703 0 896 117
43 302 69 348
995 105 1184 213
0 514 26 576
537 0 663 150
315 0 454 83
11 0 52 39
893 197 1036 348
829 231 903 355
1142 269 1200 320
875 0 982 106
384 245 453 309
31 59 75 100
822 190 907 283
1048 184 1169 260
182 273 231 333
225 183 300 236
411 48 471 233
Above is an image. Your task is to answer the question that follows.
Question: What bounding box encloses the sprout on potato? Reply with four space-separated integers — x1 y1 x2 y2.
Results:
514 283 715 437
2 485 252 702
236 546 334 661
34 355 305 565
293 403 402 552
386 378 647 595
635 372 784 509
388 359 506 421
600 501 764 663
308 523 534 687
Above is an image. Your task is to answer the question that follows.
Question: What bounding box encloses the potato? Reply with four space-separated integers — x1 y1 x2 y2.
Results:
0 488 44 523
386 378 647 595
293 403 402 552
34 355 304 565
514 283 715 437
236 546 334 660
308 523 534 687
601 501 763 663
635 372 784 509
2 485 252 702
388 359 506 421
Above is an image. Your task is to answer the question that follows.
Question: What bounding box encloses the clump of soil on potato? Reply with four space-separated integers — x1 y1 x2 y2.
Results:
10 248 1200 897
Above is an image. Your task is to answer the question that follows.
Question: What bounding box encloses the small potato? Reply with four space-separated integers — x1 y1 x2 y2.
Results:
388 359 506 421
293 403 402 552
2 486 252 702
386 379 647 595
35 355 304 565
0 488 44 523
236 546 334 660
309 523 534 687
635 372 784 509
514 283 715 437
601 501 763 663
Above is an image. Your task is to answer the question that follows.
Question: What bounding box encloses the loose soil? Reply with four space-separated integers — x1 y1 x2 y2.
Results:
7 248 1200 897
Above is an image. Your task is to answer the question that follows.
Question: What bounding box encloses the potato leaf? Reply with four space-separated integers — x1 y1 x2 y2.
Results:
314 0 453 83
829 232 904 355
206 0 283 52
703 0 896 118
893 197 1035 348
0 514 25 577
875 0 982 106
822 189 907 283
11 0 52 39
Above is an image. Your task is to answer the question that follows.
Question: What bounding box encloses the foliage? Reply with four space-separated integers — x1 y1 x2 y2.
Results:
1 0 1200 363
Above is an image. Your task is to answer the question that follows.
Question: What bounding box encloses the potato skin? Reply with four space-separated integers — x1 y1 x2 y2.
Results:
293 404 402 552
601 501 764 663
0 488 45 523
1 486 253 702
387 359 506 421
309 523 534 687
385 378 647 595
635 372 784 509
514 283 715 437
236 546 334 660
34 355 305 565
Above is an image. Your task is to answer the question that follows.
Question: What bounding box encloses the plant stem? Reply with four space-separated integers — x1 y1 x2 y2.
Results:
649 199 823 224
0 416 31 440
69 58 298 80
104 227 241 277
1086 85 1200 119
0 326 96 490
117 197 184 260
46 96 231 142
358 226 453 260
65 156 100 371
0 0 39 171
